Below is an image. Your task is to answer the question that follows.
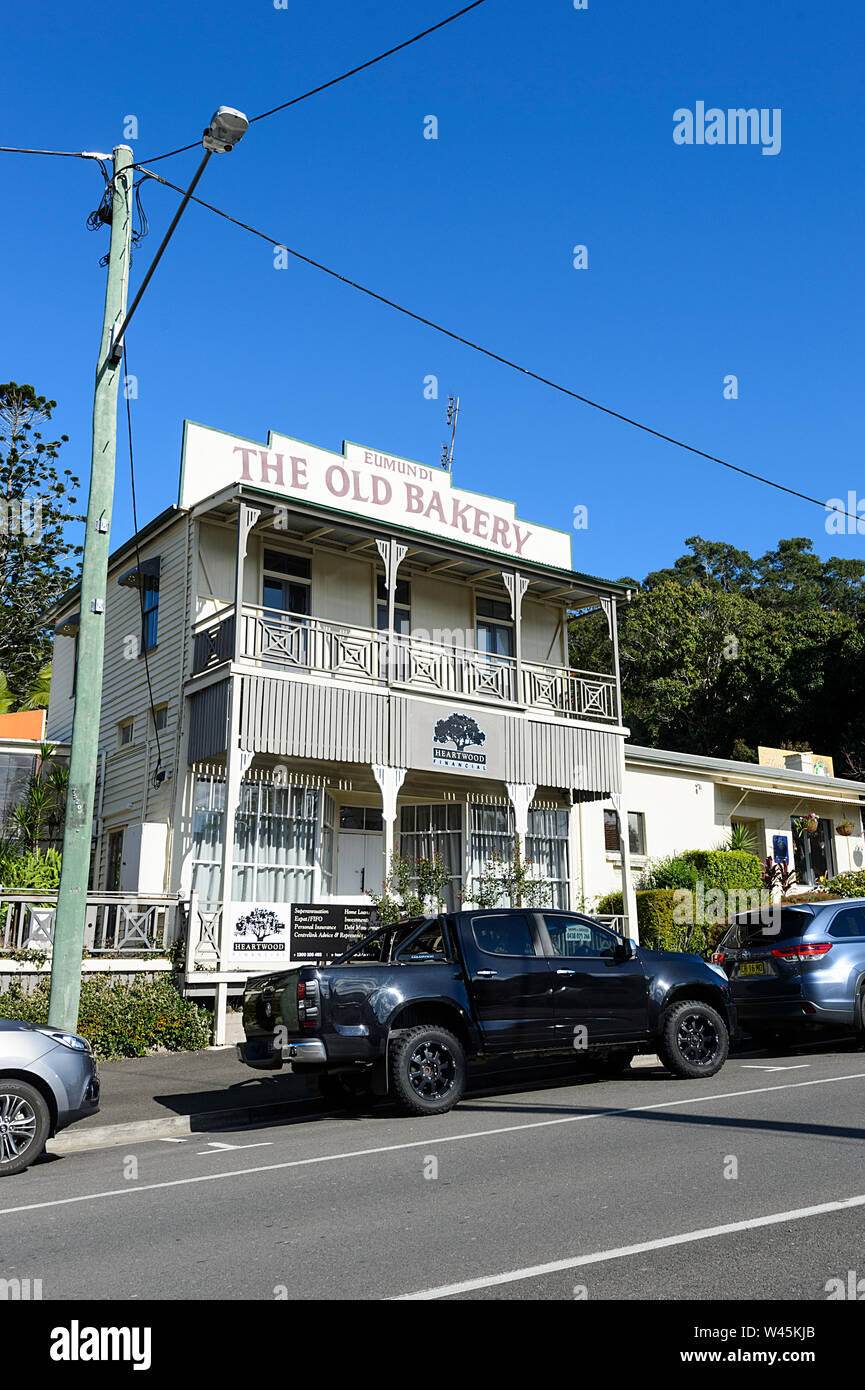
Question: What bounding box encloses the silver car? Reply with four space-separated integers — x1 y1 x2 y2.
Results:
0 1020 100 1175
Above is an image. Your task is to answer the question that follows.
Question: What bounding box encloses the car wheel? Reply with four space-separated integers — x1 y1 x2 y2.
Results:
0 1080 50 1176
658 1000 729 1079
317 1072 374 1111
588 1049 637 1078
389 1026 466 1116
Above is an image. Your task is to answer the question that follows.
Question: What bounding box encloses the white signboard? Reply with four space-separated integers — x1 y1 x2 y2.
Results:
228 902 289 963
180 422 572 570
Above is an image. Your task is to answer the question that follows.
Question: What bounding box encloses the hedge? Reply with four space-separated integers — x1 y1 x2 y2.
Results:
0 975 212 1060
641 849 762 893
594 887 727 955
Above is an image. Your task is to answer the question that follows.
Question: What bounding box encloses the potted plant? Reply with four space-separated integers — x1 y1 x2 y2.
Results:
837 820 855 837
793 813 819 837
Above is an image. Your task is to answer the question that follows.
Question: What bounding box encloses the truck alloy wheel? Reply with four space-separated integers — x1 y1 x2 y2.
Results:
0 1082 50 1176
658 1000 729 1079
389 1025 467 1116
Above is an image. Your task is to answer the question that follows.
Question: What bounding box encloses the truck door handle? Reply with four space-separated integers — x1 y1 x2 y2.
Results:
476 969 498 977
360 868 365 891
556 969 576 975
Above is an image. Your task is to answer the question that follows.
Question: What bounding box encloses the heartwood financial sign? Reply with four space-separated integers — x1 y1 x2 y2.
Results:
180 422 572 569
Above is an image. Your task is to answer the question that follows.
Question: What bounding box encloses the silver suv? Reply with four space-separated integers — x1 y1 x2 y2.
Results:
0 1019 100 1175
714 898 865 1040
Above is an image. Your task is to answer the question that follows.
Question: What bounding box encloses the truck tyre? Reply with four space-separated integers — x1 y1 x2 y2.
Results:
588 1048 637 1078
0 1080 50 1177
389 1026 466 1116
657 1000 728 1079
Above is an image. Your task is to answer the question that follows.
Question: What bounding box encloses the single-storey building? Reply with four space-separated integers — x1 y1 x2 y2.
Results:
582 744 865 905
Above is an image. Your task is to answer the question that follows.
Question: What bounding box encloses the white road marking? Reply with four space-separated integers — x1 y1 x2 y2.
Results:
196 1142 273 1154
157 1138 187 1144
740 1064 810 1072
3 1069 865 1220
395 1191 865 1299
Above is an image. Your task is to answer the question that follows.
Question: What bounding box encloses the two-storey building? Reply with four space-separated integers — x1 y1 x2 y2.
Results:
47 421 637 1033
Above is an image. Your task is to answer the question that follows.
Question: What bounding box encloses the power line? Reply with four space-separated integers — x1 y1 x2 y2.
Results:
0 146 111 159
138 167 858 528
135 0 489 164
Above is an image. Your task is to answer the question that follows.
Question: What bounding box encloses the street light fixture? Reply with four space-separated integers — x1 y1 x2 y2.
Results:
203 106 249 152
109 105 248 363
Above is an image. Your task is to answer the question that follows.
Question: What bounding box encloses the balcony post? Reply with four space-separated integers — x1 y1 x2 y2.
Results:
233 502 261 662
611 785 640 945
505 781 536 905
375 538 408 682
372 764 407 892
503 572 529 702
601 594 624 726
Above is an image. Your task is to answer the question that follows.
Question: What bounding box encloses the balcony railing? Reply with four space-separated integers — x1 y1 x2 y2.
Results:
0 894 187 955
191 604 618 723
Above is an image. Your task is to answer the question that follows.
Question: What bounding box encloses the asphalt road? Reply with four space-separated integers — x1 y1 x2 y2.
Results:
4 1040 865 1302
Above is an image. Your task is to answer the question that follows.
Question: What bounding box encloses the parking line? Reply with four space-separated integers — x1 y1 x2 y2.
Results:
395 1192 865 1299
2 1068 865 1221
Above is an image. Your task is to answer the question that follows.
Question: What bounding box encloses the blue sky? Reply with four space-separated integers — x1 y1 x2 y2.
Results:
2 0 863 584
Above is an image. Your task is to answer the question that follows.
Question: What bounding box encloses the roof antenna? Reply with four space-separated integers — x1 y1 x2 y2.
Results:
440 394 460 472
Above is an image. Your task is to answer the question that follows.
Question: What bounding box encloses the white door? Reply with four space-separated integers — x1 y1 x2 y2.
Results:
336 832 383 898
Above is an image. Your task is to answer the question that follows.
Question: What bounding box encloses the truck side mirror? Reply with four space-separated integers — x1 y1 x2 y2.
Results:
614 938 634 962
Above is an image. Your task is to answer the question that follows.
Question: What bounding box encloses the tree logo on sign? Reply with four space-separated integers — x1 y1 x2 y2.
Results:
235 908 285 943
434 713 486 754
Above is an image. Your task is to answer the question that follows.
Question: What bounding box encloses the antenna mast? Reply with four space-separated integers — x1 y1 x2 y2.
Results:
440 394 460 472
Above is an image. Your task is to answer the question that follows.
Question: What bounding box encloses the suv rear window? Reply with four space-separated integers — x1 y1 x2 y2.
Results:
722 908 814 946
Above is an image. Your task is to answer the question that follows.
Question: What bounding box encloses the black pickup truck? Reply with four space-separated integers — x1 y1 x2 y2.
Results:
238 909 736 1115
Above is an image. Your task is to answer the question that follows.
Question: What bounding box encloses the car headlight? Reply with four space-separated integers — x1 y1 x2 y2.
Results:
53 1033 92 1053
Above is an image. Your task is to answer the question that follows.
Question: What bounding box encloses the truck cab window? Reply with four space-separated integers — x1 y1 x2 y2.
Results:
396 919 449 962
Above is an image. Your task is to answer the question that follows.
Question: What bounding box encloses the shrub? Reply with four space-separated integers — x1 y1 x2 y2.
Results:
639 854 702 892
636 889 681 948
821 870 865 899
641 849 762 894
0 975 212 1059
594 889 623 916
0 846 62 891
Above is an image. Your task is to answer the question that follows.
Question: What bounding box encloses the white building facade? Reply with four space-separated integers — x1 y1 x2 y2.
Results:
46 421 636 1026
582 745 865 905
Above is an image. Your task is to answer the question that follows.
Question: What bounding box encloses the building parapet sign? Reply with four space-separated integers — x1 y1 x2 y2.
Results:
180 422 573 569
758 746 834 778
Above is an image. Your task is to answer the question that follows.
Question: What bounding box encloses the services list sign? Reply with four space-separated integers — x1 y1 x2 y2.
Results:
180 422 572 571
289 904 381 963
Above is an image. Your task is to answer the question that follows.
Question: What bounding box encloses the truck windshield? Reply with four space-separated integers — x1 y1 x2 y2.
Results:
333 918 431 964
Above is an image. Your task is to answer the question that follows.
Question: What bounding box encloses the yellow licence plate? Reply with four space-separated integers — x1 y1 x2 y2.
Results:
738 962 766 976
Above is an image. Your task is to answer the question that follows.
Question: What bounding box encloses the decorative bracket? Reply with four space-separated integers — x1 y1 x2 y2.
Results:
598 595 615 641
238 504 262 560
372 764 407 823
375 537 408 594
502 571 529 622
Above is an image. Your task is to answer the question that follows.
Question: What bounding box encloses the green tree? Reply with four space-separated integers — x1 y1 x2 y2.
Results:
0 663 51 713
464 835 552 909
368 851 453 924
570 534 865 778
0 383 81 701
